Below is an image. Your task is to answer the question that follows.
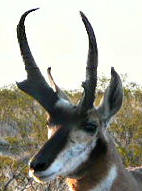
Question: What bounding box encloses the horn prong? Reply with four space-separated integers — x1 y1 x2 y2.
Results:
47 67 71 102
17 9 59 114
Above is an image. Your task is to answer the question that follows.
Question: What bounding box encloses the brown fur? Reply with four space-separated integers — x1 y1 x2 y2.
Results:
66 134 142 191
18 8 142 191
47 116 142 191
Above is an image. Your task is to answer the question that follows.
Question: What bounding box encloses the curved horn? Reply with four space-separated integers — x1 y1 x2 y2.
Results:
78 12 98 113
16 9 59 114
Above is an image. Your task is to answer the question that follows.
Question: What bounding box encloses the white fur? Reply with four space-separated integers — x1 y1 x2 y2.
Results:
38 141 96 178
89 165 117 191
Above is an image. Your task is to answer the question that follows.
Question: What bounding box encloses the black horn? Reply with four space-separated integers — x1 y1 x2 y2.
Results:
16 9 59 115
78 12 98 113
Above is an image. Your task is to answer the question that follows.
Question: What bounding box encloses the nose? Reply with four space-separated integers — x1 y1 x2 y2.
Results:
29 160 47 172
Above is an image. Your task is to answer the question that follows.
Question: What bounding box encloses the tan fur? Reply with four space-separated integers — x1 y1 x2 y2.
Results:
18 8 142 191
66 136 142 191
47 113 142 191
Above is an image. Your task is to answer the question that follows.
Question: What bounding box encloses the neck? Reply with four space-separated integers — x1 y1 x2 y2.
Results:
67 166 117 191
66 137 121 191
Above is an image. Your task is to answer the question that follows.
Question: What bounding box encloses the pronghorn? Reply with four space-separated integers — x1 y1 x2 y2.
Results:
16 8 142 191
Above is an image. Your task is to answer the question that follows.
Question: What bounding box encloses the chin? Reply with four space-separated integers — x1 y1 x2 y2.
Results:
31 173 57 183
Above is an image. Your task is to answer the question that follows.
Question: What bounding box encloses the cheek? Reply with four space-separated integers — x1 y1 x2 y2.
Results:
63 140 97 175
41 138 97 178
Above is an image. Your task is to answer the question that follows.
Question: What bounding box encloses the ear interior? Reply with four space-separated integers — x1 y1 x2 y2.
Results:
97 67 123 123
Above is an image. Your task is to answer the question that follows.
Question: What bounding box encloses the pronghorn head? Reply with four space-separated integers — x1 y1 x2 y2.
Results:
17 9 123 183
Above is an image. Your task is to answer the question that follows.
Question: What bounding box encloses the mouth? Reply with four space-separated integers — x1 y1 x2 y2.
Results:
29 170 56 183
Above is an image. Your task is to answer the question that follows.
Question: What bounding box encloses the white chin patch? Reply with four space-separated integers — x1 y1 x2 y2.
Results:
38 140 96 179
29 168 56 183
29 169 42 183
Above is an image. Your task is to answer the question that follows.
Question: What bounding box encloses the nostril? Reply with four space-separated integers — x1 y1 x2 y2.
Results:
29 161 35 169
30 161 47 171
35 163 47 171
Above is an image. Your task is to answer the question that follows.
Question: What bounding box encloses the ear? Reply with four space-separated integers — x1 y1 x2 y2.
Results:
97 67 123 123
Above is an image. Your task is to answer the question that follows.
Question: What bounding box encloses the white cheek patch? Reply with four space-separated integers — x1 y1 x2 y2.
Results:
40 140 96 178
89 165 118 191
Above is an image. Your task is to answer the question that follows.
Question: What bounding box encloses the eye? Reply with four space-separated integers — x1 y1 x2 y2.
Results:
82 122 98 133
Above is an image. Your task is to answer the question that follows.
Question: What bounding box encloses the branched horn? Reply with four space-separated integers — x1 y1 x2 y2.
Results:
16 8 59 114
78 12 98 113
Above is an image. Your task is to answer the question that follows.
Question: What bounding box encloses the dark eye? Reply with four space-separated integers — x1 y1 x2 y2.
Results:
83 122 98 133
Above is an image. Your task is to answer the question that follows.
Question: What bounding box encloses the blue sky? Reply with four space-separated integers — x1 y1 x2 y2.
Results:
0 0 142 89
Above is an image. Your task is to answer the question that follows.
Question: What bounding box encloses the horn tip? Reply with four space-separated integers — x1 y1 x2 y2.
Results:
79 11 83 17
47 67 51 73
79 11 87 21
24 7 40 15
18 8 40 27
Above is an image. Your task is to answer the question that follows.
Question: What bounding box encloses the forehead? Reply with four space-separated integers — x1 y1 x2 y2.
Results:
47 108 100 137
49 108 100 126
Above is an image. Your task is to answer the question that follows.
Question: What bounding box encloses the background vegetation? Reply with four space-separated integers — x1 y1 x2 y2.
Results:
0 77 142 190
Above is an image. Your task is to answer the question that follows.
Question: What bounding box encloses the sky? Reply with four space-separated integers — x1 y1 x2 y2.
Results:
0 0 142 90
